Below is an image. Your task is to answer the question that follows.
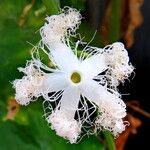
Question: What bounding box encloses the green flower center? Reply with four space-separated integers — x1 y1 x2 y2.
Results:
71 72 81 84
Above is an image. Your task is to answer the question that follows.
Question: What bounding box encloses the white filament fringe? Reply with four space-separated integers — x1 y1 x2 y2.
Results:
47 109 81 144
104 42 134 85
40 7 82 45
13 62 45 105
95 92 127 137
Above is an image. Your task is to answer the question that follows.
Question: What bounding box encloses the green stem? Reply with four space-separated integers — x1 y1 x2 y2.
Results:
77 50 89 58
42 0 60 15
109 0 121 43
103 130 116 150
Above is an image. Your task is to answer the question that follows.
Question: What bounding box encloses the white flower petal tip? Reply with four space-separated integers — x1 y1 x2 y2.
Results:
40 7 82 44
13 63 45 105
95 92 127 137
47 110 81 144
104 42 134 83
99 92 127 118
95 116 127 137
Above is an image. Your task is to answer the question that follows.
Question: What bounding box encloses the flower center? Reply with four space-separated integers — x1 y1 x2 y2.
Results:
71 72 81 84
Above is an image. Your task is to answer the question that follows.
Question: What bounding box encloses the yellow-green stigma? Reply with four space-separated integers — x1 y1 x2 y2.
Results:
71 72 81 84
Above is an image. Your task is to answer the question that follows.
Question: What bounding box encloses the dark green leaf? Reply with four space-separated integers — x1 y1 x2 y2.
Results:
103 130 116 150
42 0 60 15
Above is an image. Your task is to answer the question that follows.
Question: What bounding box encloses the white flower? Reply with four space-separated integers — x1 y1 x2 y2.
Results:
13 7 134 143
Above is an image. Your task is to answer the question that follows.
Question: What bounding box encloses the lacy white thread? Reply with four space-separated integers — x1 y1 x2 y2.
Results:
47 109 81 144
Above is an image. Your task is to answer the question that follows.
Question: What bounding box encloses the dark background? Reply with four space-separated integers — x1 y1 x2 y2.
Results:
125 0 150 149
87 0 150 149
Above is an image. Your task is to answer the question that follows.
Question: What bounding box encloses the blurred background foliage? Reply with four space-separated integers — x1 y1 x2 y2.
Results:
0 0 149 150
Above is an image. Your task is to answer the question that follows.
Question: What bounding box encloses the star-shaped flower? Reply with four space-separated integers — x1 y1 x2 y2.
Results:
13 7 134 143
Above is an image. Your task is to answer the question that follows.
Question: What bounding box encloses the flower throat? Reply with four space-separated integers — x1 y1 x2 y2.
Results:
71 72 81 83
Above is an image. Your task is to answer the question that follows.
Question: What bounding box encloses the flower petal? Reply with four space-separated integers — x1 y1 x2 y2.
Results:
13 64 45 105
60 86 80 118
41 72 68 94
49 42 80 72
81 54 107 79
47 109 81 144
99 92 126 118
81 80 106 106
81 79 126 118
